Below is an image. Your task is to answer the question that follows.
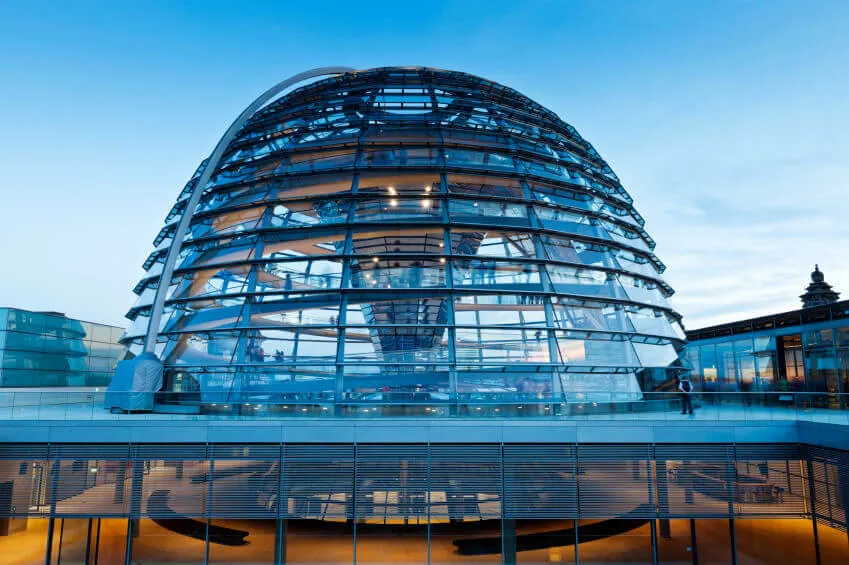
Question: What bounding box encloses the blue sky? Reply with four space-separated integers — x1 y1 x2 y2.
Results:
0 0 846 329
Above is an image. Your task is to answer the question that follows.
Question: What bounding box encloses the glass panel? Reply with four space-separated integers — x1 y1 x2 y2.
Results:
551 300 633 333
263 173 355 202
546 266 624 301
633 343 679 367
455 329 550 364
452 259 541 290
344 295 450 327
734 518 820 563
454 295 547 328
356 525 428 564
130 518 206 564
450 230 536 259
733 338 757 393
260 232 347 259
353 197 442 222
260 260 343 292
94 519 129 565
350 228 445 255
286 521 354 565
349 259 446 289
269 199 350 228
449 199 529 226
715 342 737 392
699 344 719 393
656 519 695 564
693 520 733 565
360 147 439 167
446 174 524 199
430 520 503 564
555 336 637 368
341 365 450 403
343 327 450 363
249 303 341 328
443 148 514 170
577 519 653 564
357 172 441 196
287 148 357 172
0 517 49 565
561 370 643 402
540 235 616 269
207 519 275 563
188 207 264 240
513 519 577 564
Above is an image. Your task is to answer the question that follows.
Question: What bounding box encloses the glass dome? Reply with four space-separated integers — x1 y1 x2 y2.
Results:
122 67 685 415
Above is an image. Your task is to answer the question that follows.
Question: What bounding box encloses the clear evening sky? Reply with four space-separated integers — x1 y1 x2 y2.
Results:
0 0 846 329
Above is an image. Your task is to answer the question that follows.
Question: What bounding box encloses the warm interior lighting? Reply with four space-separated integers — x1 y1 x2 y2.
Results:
421 199 431 209
389 199 398 207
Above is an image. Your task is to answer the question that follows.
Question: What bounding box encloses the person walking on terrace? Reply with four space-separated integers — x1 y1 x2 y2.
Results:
679 375 695 415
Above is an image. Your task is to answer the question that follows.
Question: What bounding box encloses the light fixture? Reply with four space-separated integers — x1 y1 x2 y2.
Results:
388 186 396 195
421 199 431 209
372 257 379 262
390 199 398 207
424 185 432 193
438 243 444 248
439 258 446 264
90 468 98 473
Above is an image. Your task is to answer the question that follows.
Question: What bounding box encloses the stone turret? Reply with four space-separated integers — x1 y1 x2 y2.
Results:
800 264 840 308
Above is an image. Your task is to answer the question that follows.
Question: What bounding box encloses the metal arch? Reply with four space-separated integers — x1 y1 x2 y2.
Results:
144 66 356 354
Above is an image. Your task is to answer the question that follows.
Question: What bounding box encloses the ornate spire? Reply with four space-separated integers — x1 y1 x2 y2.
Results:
801 264 840 308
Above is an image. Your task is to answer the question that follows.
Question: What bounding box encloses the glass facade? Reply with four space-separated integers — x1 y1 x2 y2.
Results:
122 67 685 411
0 308 125 387
683 303 849 399
1 443 847 564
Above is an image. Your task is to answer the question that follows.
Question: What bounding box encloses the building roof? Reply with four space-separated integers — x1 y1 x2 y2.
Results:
686 299 849 341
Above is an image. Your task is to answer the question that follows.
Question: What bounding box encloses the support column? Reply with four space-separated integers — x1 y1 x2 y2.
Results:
274 518 287 565
502 518 517 565
574 519 580 565
656 459 670 539
84 518 93 565
811 514 822 565
650 519 659 565
728 519 738 565
689 519 698 565
44 518 55 565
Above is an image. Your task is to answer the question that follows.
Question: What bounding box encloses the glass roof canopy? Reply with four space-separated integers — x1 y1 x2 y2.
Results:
122 67 686 414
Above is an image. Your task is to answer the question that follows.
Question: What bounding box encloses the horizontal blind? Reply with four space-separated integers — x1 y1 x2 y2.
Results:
130 444 208 518
654 444 734 518
734 444 806 517
807 446 849 532
503 444 577 518
207 444 281 519
577 445 654 518
356 444 428 524
49 444 131 517
430 444 501 520
0 444 49 518
283 444 353 519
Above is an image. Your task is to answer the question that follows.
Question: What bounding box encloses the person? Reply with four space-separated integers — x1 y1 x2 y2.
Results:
678 375 694 415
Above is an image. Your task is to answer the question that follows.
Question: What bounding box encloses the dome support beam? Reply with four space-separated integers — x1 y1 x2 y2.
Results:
143 67 356 354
